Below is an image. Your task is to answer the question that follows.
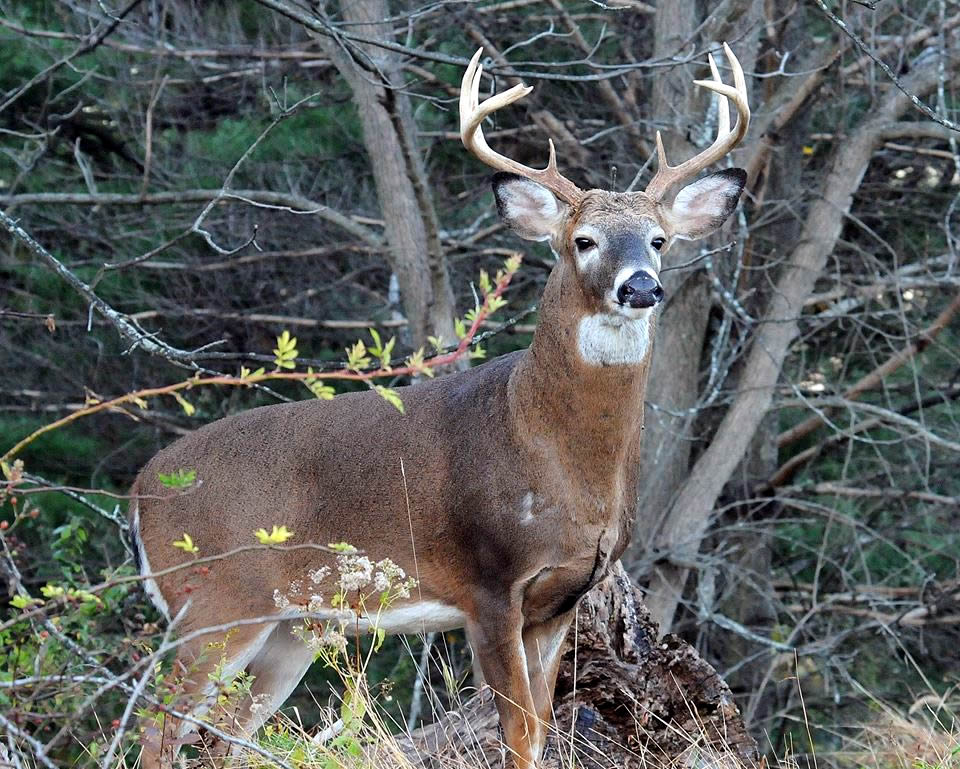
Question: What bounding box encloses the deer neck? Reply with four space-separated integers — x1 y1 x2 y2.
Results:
508 262 654 485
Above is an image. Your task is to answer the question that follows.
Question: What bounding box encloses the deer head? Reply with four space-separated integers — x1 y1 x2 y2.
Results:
461 45 750 364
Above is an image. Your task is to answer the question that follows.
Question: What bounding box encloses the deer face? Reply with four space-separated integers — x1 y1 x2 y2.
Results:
492 169 746 317
464 43 749 366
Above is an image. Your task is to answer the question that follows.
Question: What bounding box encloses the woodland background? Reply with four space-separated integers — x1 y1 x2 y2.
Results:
1 0 960 767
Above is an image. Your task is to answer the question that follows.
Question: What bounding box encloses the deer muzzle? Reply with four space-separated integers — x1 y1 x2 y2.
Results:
616 271 664 309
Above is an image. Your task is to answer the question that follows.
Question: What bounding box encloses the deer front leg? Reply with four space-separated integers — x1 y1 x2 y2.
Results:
523 609 575 753
467 603 541 769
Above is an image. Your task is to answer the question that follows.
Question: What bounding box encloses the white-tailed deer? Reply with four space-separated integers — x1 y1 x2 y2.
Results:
131 44 749 769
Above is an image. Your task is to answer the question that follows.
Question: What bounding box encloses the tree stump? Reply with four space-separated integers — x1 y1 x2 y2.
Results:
399 563 758 769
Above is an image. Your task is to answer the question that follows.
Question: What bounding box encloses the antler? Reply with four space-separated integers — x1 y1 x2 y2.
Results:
460 48 584 206
645 43 750 200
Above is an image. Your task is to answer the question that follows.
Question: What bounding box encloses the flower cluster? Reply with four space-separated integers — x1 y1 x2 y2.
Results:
273 566 332 611
275 550 418 658
336 553 374 593
291 621 347 654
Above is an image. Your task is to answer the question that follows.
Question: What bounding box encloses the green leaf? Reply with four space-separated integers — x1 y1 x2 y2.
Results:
10 594 43 609
172 392 196 416
345 340 371 371
453 317 467 340
380 335 395 368
239 365 266 381
478 269 492 295
157 468 197 489
304 368 335 400
487 295 507 314
427 335 444 352
375 386 404 413
470 345 486 360
273 330 299 370
368 328 382 354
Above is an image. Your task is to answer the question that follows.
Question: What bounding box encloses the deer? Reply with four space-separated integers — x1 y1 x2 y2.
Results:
130 43 749 769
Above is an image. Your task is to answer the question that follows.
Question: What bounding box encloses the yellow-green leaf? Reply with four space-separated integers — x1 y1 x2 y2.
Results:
304 368 335 400
273 330 299 370
345 340 371 371
173 533 199 554
478 269 492 295
375 386 404 413
173 392 195 417
11 594 43 609
254 525 294 545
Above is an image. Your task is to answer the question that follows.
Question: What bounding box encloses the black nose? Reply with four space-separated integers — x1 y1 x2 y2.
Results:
616 271 664 308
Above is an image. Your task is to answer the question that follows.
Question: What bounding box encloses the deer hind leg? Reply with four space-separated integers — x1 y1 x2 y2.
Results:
467 605 540 769
523 611 575 759
138 622 274 769
219 620 316 747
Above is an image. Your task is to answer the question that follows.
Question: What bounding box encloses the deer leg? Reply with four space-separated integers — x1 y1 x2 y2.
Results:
523 611 575 757
467 605 540 769
224 620 316 742
138 622 274 769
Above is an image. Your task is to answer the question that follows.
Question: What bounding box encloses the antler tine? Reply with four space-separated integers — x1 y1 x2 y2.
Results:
460 48 583 205
646 42 750 200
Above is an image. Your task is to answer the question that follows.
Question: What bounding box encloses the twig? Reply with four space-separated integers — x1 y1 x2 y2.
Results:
813 0 960 132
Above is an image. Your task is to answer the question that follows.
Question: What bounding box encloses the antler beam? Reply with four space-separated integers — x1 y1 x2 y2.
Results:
645 43 751 199
460 48 584 206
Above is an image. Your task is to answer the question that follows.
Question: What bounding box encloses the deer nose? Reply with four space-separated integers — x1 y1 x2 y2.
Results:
616 271 664 308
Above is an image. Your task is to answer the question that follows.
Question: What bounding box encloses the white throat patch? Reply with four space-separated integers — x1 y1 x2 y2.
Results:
577 311 653 366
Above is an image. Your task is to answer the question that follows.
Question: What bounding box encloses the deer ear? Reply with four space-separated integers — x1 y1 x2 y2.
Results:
492 172 567 242
668 168 746 241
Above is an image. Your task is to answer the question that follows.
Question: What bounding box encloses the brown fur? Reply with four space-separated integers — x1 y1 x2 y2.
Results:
131 174 742 769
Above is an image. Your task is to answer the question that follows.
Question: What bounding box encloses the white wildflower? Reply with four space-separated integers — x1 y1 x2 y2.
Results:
337 554 373 592
288 579 304 596
393 579 414 600
273 589 290 610
308 595 324 612
248 693 271 715
373 558 406 593
322 628 348 651
308 566 331 584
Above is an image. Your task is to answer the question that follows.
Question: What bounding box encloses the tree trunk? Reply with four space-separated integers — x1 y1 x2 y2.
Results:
398 563 758 769
632 0 763 632
642 61 944 631
322 1 458 350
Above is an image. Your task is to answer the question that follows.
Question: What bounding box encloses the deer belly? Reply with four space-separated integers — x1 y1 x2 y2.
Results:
308 600 466 635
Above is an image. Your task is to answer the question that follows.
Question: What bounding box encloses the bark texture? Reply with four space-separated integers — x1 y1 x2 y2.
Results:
322 1 458 350
642 62 944 629
634 0 763 632
398 563 758 769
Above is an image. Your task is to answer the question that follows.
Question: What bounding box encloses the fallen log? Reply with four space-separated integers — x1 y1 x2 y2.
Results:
399 562 758 769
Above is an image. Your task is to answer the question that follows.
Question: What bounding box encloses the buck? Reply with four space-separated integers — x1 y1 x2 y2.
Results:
131 44 749 769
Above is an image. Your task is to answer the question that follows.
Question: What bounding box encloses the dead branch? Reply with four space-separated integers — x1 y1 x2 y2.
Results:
778 291 960 449
644 60 946 631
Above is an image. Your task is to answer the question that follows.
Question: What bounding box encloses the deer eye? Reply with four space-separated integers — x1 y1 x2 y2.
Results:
651 237 666 251
574 237 596 251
